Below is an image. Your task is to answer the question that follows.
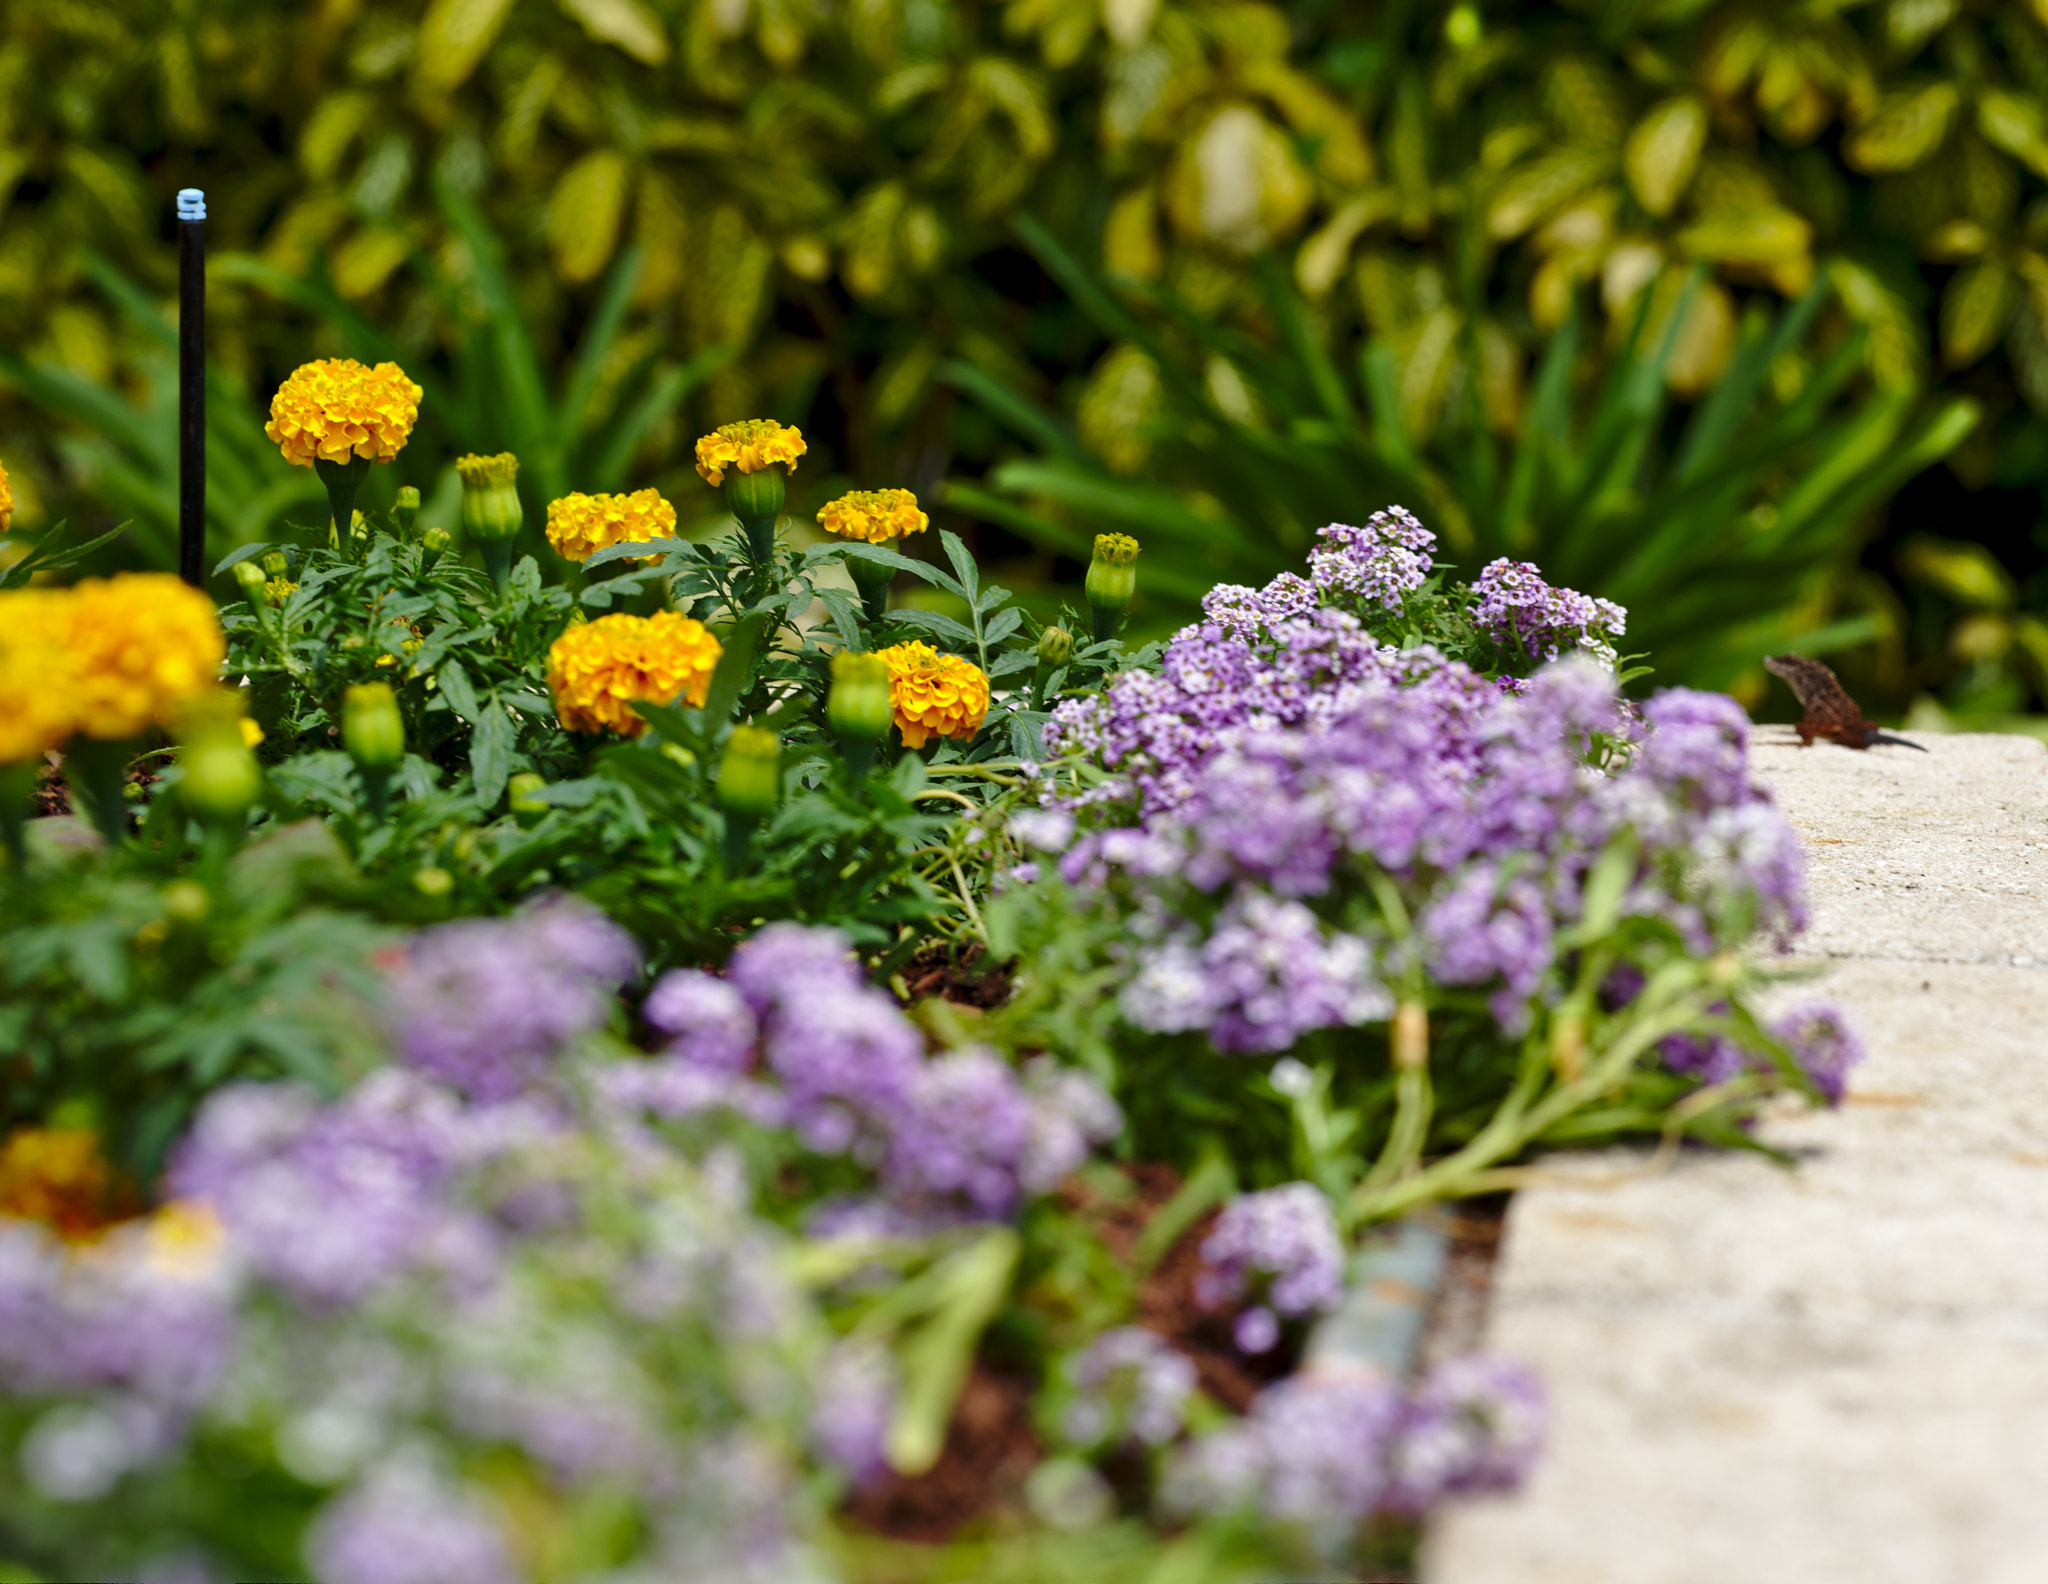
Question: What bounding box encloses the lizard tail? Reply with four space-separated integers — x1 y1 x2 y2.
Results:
1865 731 1929 752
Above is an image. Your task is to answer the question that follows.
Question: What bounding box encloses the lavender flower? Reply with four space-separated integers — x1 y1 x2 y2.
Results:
1472 557 1626 665
725 921 864 1016
1162 1374 1404 1551
1769 1003 1864 1106
1308 508 1436 610
1060 1326 1197 1450
308 1459 517 1584
1019 1057 1124 1194
1195 1183 1345 1340
812 1343 896 1488
1384 1355 1547 1514
643 970 757 1073
887 1048 1035 1216
388 897 639 1101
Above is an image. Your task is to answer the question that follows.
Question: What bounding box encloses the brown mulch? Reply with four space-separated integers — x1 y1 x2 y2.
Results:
28 755 163 822
839 1365 1041 1546
897 943 1015 1010
1417 1193 1511 1370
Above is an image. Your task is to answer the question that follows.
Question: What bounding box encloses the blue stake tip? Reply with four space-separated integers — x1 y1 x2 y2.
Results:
176 189 207 222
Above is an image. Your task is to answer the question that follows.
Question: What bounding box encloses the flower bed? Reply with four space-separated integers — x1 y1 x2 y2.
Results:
0 359 1855 1581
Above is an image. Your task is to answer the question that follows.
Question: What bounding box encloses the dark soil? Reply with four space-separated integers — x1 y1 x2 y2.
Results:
31 759 69 817
839 1365 1041 1545
897 943 1014 1010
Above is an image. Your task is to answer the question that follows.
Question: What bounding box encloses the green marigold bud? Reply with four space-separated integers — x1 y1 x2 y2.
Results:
176 694 262 828
508 772 549 827
723 466 785 528
1084 534 1139 613
1085 534 1139 642
414 865 453 897
455 453 524 544
394 485 421 536
342 682 406 773
1036 625 1074 668
261 552 290 577
231 559 267 603
716 725 782 819
420 526 453 574
827 651 893 745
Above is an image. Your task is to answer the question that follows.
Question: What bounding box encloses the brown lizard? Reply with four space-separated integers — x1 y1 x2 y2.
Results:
1763 654 1927 751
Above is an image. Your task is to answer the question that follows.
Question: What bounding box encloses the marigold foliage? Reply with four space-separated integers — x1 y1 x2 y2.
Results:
817 488 929 545
876 640 990 749
264 358 423 469
693 420 806 486
548 612 724 736
545 489 677 563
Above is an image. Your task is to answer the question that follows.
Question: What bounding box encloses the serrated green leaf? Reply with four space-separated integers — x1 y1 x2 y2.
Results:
471 700 514 809
438 660 483 725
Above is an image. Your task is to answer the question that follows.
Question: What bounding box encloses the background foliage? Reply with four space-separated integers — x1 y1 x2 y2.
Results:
4 0 2048 714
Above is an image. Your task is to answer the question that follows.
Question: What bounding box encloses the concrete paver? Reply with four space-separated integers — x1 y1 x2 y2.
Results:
1426 732 2048 1584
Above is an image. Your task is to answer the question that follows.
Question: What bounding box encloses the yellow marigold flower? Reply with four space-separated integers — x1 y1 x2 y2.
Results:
264 358 423 469
0 1127 122 1242
548 611 724 737
64 574 225 742
545 488 678 564
239 717 266 750
817 488 929 545
0 457 13 534
694 420 807 486
877 640 990 750
0 588 74 763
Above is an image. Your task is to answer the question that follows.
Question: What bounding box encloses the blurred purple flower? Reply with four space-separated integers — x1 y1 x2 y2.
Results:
643 970 757 1073
1770 1003 1865 1105
812 1343 896 1488
388 897 639 1101
1195 1183 1345 1323
1385 1355 1547 1514
1061 1326 1196 1449
309 1461 517 1584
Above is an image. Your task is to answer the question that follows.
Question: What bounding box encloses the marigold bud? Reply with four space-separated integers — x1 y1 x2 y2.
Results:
176 692 261 827
420 526 453 572
456 453 523 544
716 725 782 819
508 772 549 827
342 682 406 772
231 560 267 602
393 485 421 535
827 651 894 745
724 466 784 527
1084 534 1139 614
261 553 290 577
1036 625 1074 668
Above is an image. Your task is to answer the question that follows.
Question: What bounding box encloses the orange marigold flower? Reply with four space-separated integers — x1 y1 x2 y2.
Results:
876 641 990 750
0 1127 125 1242
548 612 724 737
265 358 423 469
817 488 929 545
693 420 807 486
0 588 74 763
62 574 226 741
0 457 14 534
545 489 678 563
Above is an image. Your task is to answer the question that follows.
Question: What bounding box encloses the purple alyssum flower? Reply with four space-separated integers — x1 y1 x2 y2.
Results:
1384 1355 1547 1514
1060 1326 1197 1450
1195 1183 1345 1346
388 896 640 1102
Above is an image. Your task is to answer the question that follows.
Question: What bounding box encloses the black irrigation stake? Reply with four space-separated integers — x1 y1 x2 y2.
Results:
177 187 206 589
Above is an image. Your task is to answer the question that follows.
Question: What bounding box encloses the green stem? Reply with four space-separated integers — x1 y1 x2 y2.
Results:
722 811 756 875
315 455 371 562
1090 605 1121 646
479 540 514 599
64 737 135 848
0 760 35 872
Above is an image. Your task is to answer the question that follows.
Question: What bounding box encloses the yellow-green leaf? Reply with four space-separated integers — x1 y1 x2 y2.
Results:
546 150 631 286
1485 148 1615 241
332 227 413 300
1844 82 1959 174
1676 208 1812 266
415 0 519 95
1104 184 1164 282
1939 260 2015 369
1384 307 1462 445
300 92 375 181
1977 90 2048 182
843 182 906 300
1078 343 1163 474
1664 278 1737 397
1624 97 1708 219
1295 191 1393 298
558 0 670 65
1899 535 2014 609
